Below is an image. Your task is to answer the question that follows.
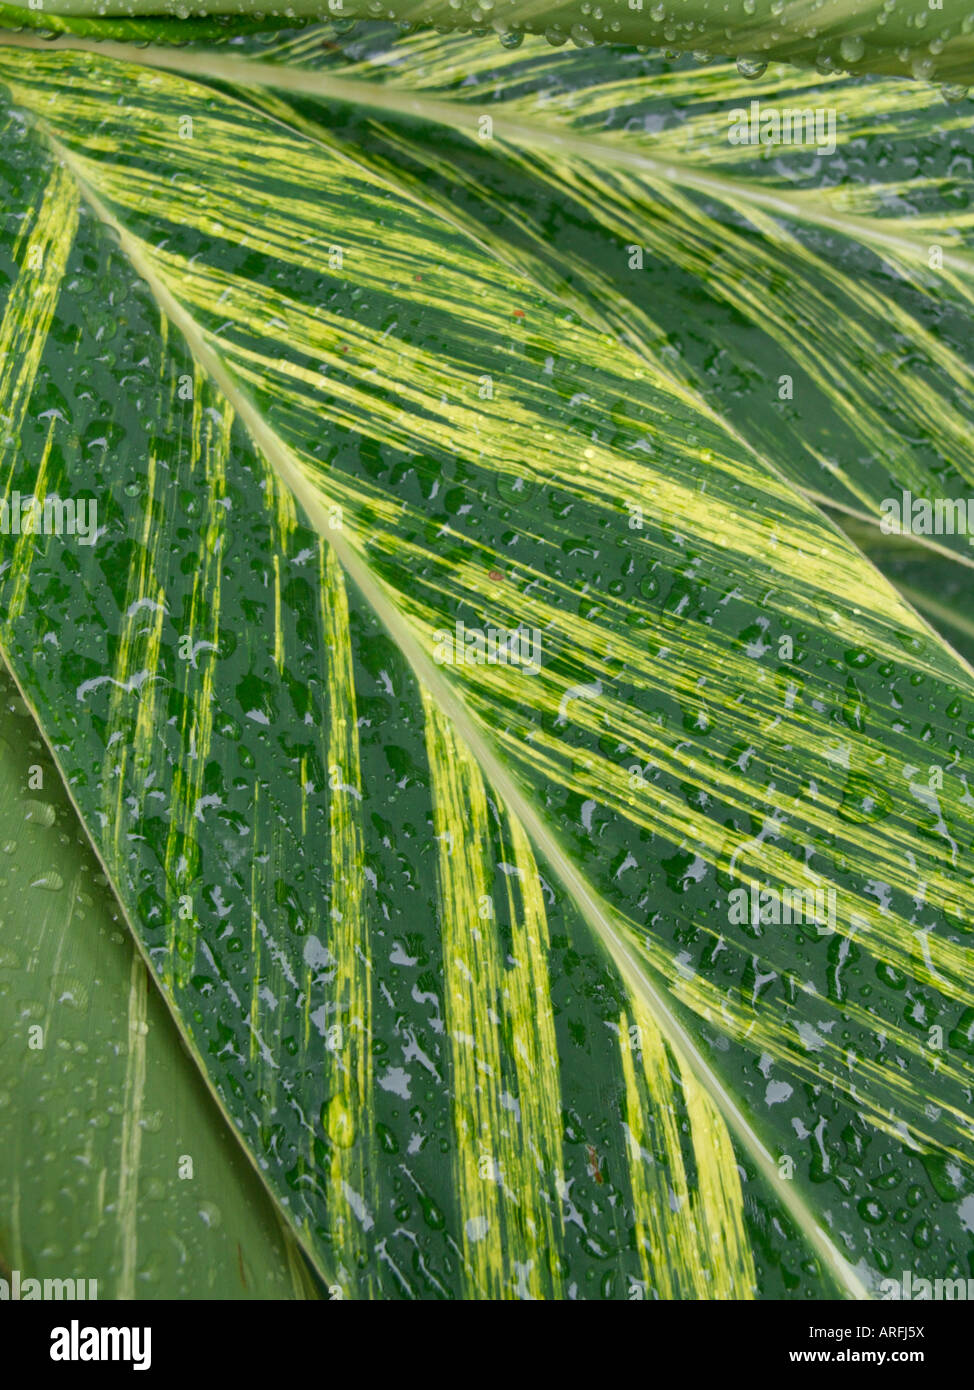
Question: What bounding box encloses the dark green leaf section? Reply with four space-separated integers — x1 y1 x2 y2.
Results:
0 2 307 42
831 515 974 669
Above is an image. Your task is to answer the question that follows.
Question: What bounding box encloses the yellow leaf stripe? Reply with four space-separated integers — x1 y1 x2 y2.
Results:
619 997 756 1300
423 692 564 1299
318 544 376 1294
0 162 79 634
424 691 762 1300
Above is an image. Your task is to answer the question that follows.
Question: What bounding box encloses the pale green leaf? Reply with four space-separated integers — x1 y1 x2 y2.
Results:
0 657 318 1298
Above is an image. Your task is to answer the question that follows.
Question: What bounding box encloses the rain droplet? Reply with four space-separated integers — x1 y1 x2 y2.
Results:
31 870 64 892
198 1200 222 1228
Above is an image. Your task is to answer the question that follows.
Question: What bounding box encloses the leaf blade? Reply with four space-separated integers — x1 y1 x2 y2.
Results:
0 35 971 1298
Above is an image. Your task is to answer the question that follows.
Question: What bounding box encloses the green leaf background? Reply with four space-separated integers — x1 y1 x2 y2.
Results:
2 0 974 82
0 658 318 1297
0 18 971 1300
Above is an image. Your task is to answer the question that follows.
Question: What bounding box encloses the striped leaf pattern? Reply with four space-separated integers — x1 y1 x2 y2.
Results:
0 25 971 1298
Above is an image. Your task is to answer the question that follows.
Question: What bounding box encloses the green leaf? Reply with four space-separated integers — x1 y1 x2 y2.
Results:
0 656 318 1298
1 0 973 83
0 2 290 41
830 514 974 669
0 27 971 1300
9 29 974 564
